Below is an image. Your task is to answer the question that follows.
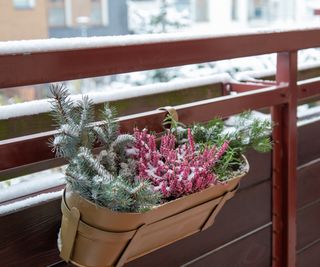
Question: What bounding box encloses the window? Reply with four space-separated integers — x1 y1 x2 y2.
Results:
248 0 268 20
231 0 238 21
13 0 35 9
48 0 66 27
193 0 209 22
90 0 108 26
90 0 102 25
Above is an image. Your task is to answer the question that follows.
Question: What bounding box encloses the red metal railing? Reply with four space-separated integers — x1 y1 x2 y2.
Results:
1 28 320 267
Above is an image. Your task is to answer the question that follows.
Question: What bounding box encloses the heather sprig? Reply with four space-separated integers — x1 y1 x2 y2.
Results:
132 128 229 200
50 85 270 212
163 111 272 181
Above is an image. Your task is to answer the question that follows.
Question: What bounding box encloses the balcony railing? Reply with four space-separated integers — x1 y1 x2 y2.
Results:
1 28 320 267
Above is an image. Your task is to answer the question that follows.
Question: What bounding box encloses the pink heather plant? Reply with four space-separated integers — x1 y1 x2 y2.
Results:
130 128 229 199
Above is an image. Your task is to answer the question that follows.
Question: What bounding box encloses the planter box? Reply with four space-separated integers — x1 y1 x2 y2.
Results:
59 159 248 267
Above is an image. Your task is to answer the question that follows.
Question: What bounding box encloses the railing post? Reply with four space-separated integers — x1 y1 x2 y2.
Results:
272 51 298 267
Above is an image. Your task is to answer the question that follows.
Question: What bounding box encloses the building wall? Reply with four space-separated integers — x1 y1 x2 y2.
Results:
71 0 92 26
0 0 48 41
49 0 129 38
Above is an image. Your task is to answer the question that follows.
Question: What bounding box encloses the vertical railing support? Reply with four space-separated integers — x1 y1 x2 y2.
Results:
272 51 298 267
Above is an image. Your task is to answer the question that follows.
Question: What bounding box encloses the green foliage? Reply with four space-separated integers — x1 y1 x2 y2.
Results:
49 84 159 212
164 111 273 181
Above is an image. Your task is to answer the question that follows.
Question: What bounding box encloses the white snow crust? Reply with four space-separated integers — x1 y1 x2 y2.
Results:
0 190 62 215
298 105 320 125
0 173 64 203
0 74 233 120
0 26 319 56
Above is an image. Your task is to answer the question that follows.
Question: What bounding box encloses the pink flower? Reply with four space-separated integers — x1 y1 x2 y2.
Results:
132 128 229 199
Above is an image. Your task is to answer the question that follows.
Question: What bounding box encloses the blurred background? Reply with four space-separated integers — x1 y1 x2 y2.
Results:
1 0 320 105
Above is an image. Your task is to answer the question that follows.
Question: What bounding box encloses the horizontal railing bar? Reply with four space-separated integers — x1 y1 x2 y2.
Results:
229 82 273 93
0 184 64 206
0 158 66 182
0 83 223 140
0 85 288 180
174 85 288 126
240 79 277 85
1 28 320 88
2 66 319 142
231 77 320 100
298 77 320 99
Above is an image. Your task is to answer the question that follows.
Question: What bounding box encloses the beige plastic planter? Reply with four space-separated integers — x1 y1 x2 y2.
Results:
59 157 249 267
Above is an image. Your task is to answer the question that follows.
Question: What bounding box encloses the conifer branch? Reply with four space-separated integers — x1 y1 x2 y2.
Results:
78 147 113 182
49 85 160 212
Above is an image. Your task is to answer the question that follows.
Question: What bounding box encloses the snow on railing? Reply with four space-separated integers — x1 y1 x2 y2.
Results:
0 171 64 203
0 26 318 56
0 74 233 119
0 190 63 215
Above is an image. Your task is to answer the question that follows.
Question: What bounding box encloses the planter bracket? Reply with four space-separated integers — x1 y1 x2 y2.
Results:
115 224 147 267
201 186 238 231
59 207 80 262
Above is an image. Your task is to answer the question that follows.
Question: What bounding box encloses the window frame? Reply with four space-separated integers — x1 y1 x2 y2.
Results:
13 0 36 10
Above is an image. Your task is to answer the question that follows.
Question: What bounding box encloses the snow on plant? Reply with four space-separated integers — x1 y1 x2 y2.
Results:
49 85 159 212
50 85 268 213
165 111 272 181
132 128 229 199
